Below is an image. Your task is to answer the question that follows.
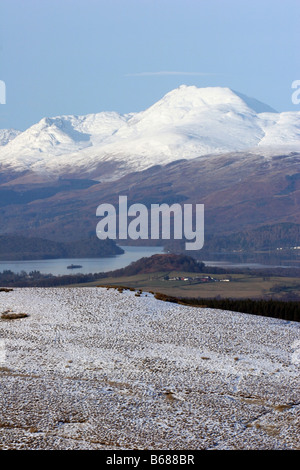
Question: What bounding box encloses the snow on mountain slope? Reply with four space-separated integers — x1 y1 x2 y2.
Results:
0 112 130 171
232 90 277 114
0 129 21 146
258 111 300 147
0 86 299 181
98 86 266 159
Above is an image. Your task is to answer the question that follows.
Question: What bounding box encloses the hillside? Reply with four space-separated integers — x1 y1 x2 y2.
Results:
0 235 124 261
165 223 300 253
0 149 298 246
0 287 299 449
107 253 205 277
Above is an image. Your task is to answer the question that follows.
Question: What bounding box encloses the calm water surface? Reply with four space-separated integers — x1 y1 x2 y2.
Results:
0 246 298 276
0 246 164 276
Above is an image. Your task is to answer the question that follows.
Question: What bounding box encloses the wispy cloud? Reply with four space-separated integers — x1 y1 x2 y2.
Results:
125 71 218 77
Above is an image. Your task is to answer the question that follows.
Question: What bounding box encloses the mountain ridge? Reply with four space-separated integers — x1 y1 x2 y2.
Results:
0 149 299 244
0 85 299 183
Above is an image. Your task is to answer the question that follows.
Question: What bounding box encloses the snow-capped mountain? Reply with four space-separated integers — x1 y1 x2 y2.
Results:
0 128 21 146
0 85 299 182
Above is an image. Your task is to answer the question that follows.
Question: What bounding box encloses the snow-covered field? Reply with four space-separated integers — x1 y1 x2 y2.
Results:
0 287 299 450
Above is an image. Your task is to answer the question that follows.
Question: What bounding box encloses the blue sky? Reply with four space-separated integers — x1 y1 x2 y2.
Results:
0 0 299 130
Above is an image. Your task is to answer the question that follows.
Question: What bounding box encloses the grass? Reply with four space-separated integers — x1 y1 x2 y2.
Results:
72 270 300 301
93 283 300 322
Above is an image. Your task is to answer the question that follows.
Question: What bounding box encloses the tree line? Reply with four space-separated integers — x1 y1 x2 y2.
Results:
154 292 300 323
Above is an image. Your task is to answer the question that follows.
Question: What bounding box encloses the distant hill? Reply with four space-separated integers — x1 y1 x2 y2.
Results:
0 150 298 247
165 223 300 253
108 253 205 277
0 235 124 261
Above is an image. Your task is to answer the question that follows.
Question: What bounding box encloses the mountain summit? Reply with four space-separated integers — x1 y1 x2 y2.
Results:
0 86 299 182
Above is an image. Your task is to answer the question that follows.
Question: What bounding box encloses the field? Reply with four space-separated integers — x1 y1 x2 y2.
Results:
0 287 299 450
78 271 300 301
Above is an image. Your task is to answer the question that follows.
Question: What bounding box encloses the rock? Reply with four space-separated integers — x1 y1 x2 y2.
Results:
1 309 29 320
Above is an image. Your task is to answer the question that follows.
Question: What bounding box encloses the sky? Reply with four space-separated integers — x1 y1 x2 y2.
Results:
0 0 299 130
